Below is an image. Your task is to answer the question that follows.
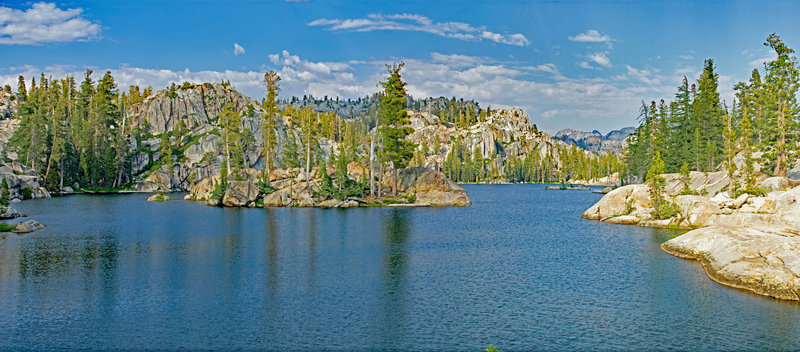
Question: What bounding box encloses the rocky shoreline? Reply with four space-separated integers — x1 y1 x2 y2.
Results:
185 166 471 208
583 171 800 301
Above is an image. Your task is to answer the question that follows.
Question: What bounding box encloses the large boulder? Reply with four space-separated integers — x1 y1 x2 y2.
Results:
11 220 45 233
221 180 259 207
662 225 800 301
0 206 23 220
145 165 177 191
398 167 471 206
582 184 650 220
759 177 798 193
188 174 222 200
664 171 730 196
775 186 800 229
674 195 720 227
263 187 293 207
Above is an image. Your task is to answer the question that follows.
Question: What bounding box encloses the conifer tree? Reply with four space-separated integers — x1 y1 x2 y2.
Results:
762 33 799 176
378 63 415 195
261 71 281 185
219 102 242 177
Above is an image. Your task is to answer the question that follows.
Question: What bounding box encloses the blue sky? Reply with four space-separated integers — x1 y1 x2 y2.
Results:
2 0 800 133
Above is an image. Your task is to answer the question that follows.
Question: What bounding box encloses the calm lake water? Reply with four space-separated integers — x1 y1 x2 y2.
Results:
2 185 800 351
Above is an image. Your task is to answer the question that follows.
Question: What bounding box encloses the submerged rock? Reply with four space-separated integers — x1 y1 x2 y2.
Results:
11 220 45 233
147 193 171 202
0 206 23 219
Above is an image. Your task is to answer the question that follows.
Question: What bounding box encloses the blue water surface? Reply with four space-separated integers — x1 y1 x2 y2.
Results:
1 185 799 351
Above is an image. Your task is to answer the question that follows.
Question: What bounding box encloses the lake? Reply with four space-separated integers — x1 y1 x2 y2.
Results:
2 185 800 351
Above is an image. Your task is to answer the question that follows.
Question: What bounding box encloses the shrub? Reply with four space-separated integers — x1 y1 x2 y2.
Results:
680 188 702 195
0 178 9 207
624 198 634 215
20 186 32 199
406 193 416 203
735 186 767 198
258 181 275 196
652 201 681 220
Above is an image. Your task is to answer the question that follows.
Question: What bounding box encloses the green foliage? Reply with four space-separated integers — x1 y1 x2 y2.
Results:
405 193 416 203
281 132 300 168
652 201 681 220
624 198 635 215
378 63 415 194
680 188 702 196
20 186 32 200
314 168 369 201
258 180 275 195
647 152 677 219
0 223 16 232
679 163 691 191
200 151 217 165
0 178 8 207
486 344 499 352
735 185 767 198
210 182 226 201
625 34 800 185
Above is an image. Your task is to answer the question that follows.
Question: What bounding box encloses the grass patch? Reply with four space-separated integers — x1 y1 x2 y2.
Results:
0 223 16 232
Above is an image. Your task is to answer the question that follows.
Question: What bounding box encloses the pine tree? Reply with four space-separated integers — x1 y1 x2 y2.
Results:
722 104 738 193
695 59 724 171
762 33 799 176
378 63 415 195
261 71 281 185
219 102 242 177
647 152 669 219
297 106 318 188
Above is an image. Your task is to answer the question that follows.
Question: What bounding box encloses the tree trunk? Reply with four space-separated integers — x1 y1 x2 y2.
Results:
265 151 271 186
775 102 787 176
392 162 398 196
305 135 311 190
378 163 383 199
369 133 375 197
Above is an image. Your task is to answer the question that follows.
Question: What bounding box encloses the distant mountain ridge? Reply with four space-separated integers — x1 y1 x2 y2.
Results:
553 127 635 154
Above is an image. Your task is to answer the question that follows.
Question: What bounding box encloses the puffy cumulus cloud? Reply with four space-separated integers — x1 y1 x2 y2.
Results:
0 2 101 45
578 52 611 69
233 43 245 56
588 52 612 68
308 13 530 47
568 29 612 44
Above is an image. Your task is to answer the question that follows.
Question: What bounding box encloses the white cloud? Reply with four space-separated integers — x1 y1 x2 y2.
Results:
588 52 611 68
625 65 661 85
578 52 611 69
1 51 685 133
308 13 530 47
233 43 245 56
568 29 612 43
748 51 777 67
674 66 696 76
0 2 101 45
